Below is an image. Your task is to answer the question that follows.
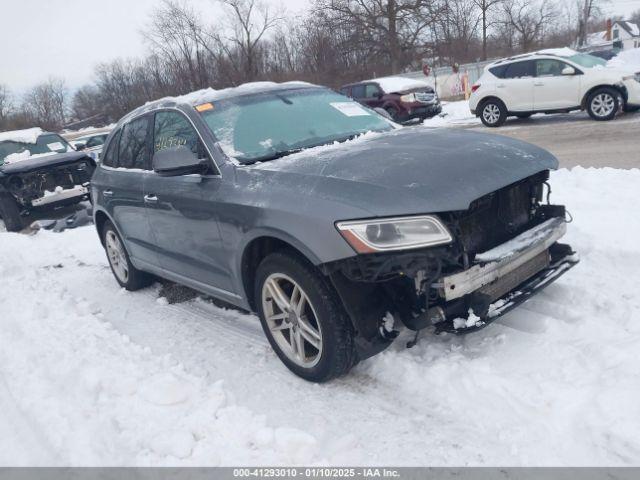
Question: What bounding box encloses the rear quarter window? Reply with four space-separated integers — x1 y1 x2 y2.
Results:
101 130 121 168
489 65 508 79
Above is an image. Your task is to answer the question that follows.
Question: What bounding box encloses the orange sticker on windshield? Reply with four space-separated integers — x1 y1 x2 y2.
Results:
195 103 214 112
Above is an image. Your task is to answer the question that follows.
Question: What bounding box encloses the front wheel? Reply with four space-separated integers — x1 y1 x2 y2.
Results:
480 99 507 127
255 251 357 382
587 87 619 121
0 193 24 232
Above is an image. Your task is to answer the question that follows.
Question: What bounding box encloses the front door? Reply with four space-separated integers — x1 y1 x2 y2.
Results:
533 59 582 110
144 110 234 294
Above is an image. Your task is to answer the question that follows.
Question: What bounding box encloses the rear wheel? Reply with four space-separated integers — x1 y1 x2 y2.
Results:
480 99 507 127
102 220 152 290
255 251 357 382
0 193 24 232
587 87 619 121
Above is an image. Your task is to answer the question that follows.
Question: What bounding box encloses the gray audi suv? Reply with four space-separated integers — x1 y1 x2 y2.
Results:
92 82 578 382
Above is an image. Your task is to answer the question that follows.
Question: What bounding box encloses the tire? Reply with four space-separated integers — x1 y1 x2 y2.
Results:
480 99 507 127
0 193 24 232
255 251 358 382
515 113 532 119
587 87 619 121
102 220 153 291
385 107 399 121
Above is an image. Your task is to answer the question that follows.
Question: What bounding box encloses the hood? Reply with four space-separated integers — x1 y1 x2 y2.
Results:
248 127 557 216
0 151 91 175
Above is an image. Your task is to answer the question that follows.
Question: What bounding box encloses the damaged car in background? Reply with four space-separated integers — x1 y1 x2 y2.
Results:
0 128 96 232
91 82 578 382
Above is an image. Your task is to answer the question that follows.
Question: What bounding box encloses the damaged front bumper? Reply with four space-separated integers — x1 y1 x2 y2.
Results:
31 185 89 207
327 215 578 360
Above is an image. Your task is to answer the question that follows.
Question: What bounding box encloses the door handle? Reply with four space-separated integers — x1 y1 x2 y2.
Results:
103 190 113 197
496 84 506 88
144 194 158 203
534 82 544 86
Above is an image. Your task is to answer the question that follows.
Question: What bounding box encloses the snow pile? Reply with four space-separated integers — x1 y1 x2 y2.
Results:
0 127 43 144
368 76 434 93
422 100 478 127
608 47 640 71
0 237 320 465
1 167 640 465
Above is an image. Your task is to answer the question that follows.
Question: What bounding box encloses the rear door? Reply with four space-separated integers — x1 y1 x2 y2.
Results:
97 117 159 266
496 60 535 112
533 59 582 110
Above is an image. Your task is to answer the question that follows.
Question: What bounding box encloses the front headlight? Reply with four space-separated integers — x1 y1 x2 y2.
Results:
336 215 452 253
400 93 417 103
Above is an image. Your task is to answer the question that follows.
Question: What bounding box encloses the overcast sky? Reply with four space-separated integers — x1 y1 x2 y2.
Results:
1 0 639 94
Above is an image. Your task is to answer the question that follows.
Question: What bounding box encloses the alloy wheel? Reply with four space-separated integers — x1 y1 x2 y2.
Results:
591 93 615 118
482 103 501 124
261 273 323 368
105 230 129 283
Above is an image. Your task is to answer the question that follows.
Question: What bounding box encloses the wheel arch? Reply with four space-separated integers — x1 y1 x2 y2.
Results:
476 96 506 116
581 84 627 109
239 231 323 312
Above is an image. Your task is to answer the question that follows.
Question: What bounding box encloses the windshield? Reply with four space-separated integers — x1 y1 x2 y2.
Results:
568 53 607 68
0 133 71 165
199 88 393 164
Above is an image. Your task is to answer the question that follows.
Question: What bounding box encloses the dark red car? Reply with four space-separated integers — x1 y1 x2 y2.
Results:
340 77 442 123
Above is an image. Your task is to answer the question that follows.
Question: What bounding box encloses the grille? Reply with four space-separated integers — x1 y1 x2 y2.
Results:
415 92 436 103
455 175 544 255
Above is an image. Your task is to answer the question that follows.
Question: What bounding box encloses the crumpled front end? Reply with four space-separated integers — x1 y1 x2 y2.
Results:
1 158 95 209
322 170 578 360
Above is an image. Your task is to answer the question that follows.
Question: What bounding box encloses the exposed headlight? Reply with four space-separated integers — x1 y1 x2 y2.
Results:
400 93 417 103
336 215 452 253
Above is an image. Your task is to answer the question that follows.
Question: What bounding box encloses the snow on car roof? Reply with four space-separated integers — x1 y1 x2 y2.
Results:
120 81 318 124
0 127 44 144
537 47 579 57
367 76 432 93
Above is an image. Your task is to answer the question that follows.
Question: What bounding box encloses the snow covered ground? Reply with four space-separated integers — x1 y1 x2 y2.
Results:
1 167 640 466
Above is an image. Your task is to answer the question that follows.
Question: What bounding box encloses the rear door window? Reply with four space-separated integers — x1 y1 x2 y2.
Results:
503 61 535 79
101 130 121 167
118 116 151 170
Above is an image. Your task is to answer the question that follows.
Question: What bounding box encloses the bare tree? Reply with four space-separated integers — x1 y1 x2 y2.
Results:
504 0 557 52
21 78 67 131
576 0 608 47
474 0 503 60
316 0 437 75
212 0 283 82
0 84 12 127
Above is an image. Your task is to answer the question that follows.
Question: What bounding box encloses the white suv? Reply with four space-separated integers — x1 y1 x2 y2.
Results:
469 49 640 127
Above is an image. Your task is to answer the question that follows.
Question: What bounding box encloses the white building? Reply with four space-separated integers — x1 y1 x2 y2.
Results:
612 21 640 50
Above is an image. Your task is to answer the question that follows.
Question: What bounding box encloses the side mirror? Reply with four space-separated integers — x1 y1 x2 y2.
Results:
561 66 576 76
75 144 86 151
152 146 208 177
